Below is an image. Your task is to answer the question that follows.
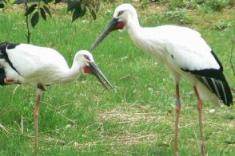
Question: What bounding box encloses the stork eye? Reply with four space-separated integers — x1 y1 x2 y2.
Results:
118 11 124 16
84 55 90 61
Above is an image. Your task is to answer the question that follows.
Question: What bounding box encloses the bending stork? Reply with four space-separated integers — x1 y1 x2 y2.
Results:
0 42 112 149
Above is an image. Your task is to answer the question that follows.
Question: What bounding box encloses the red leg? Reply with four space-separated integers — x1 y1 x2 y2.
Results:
194 86 207 156
175 84 181 156
33 88 43 152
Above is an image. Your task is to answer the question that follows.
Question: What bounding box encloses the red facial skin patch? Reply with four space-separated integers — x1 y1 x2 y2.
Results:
114 21 125 30
83 66 92 74
4 79 14 83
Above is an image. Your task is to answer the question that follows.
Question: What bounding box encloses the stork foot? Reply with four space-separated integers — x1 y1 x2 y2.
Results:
175 151 179 156
200 141 207 156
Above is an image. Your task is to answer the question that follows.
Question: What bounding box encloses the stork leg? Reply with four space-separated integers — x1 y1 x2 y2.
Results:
194 86 207 156
33 85 44 151
174 84 181 156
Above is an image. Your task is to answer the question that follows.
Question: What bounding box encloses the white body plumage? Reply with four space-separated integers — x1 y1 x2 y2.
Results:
90 4 233 155
0 42 112 149
91 3 232 105
1 44 84 85
127 25 222 102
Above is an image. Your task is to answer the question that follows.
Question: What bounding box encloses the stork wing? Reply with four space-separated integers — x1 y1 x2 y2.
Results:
166 39 232 105
6 43 69 77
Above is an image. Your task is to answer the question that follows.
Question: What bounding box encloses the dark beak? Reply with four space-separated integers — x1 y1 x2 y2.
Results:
89 62 113 90
90 18 118 52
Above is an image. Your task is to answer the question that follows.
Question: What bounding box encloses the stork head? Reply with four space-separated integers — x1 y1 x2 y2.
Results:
90 3 137 51
76 50 113 89
113 3 138 29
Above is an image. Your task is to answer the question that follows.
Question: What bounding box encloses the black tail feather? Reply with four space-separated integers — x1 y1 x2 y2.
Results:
198 75 233 106
182 50 233 105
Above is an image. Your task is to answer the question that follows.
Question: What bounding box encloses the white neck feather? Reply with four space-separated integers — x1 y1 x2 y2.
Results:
60 57 84 82
127 19 144 52
126 15 165 62
127 15 141 39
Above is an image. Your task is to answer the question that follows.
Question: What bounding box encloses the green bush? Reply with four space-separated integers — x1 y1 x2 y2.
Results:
205 0 230 11
139 0 232 11
101 0 117 2
213 20 232 31
168 0 188 8
162 8 192 24
167 0 203 9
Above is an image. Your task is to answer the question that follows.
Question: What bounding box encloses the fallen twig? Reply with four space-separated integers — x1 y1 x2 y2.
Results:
0 123 9 134
20 115 24 134
230 39 235 76
12 85 20 95
42 103 76 124
44 136 66 145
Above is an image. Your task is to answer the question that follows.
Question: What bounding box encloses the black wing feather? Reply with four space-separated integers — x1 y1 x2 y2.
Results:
0 68 6 85
0 42 21 75
182 50 233 106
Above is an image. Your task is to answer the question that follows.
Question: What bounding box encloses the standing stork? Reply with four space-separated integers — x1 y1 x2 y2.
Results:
0 42 112 149
90 3 233 156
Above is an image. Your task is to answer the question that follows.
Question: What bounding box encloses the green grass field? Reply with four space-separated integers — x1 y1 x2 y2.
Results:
0 2 235 156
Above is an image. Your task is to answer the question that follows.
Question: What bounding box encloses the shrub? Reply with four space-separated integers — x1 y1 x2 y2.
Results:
206 0 230 11
213 20 232 31
162 8 192 24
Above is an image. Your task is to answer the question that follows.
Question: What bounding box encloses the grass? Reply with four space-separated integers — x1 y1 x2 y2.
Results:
0 2 235 156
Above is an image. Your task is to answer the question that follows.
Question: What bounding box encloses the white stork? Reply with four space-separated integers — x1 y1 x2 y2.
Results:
0 42 112 149
90 3 233 156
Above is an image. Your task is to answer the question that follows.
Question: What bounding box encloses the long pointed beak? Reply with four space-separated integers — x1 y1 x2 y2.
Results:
90 18 118 52
89 62 113 90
